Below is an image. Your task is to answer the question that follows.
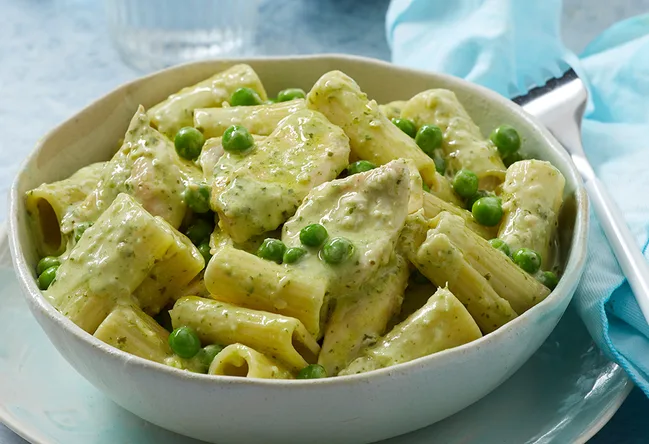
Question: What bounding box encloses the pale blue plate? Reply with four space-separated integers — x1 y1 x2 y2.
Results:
0 234 632 444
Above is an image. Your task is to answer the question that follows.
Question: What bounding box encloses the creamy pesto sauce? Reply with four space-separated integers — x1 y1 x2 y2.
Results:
341 288 481 374
318 255 409 375
47 194 175 319
400 89 506 189
282 160 412 295
62 107 199 234
211 109 350 243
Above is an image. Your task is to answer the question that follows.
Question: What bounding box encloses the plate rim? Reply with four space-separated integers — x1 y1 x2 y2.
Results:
0 367 632 444
576 382 633 444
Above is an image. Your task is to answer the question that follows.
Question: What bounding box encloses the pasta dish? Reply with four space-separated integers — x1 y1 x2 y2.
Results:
25 65 565 380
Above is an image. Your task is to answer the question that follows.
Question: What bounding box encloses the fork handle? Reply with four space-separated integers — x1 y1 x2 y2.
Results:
585 176 649 320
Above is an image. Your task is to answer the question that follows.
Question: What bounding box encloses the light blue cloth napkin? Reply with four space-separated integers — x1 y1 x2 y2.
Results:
387 0 649 395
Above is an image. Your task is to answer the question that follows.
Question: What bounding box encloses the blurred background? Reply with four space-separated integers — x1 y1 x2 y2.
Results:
1 0 647 184
1 0 649 442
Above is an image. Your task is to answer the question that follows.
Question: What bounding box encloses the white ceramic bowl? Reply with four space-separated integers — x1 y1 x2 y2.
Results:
8 55 589 444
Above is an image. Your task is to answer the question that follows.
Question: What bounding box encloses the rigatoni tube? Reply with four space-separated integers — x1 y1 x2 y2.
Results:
410 232 517 333
169 296 320 372
132 219 205 316
306 70 439 185
378 100 408 120
94 304 172 364
318 255 409 376
204 244 328 339
24 162 106 256
401 89 506 190
148 64 268 137
47 193 176 333
194 99 306 138
498 159 565 269
340 287 482 375
423 192 495 240
208 344 293 379
431 211 551 313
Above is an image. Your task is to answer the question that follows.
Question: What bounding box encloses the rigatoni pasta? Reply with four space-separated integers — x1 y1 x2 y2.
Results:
132 221 205 316
306 70 439 186
318 255 409 376
204 244 328 339
27 65 568 381
340 287 482 375
46 193 177 333
423 192 495 240
378 100 407 120
25 162 106 256
209 344 293 379
194 99 306 138
411 231 518 333
169 296 319 372
401 89 506 190
94 304 173 364
430 211 551 313
148 64 268 137
498 159 565 269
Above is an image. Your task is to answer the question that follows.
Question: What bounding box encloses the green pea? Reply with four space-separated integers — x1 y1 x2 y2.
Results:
276 88 306 102
283 247 307 264
391 118 417 138
37 256 60 275
503 151 524 168
471 196 503 227
512 248 542 274
222 125 254 153
300 224 328 247
174 127 205 161
488 238 511 256
230 87 263 106
415 124 444 156
74 222 93 243
490 124 521 157
154 310 173 333
38 265 59 290
452 170 479 199
537 271 559 290
432 149 446 175
183 183 211 214
197 344 225 371
168 326 202 359
422 182 431 193
410 269 430 284
297 364 327 379
186 218 213 245
347 160 376 176
198 242 212 263
466 190 491 211
321 237 354 264
256 238 287 264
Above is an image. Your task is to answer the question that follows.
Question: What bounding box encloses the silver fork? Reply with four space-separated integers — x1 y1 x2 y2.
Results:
512 70 649 324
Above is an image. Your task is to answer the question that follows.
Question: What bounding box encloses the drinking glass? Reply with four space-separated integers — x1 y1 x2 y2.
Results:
104 0 259 72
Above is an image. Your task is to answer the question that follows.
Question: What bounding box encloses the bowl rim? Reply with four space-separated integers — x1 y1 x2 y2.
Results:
8 53 590 387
